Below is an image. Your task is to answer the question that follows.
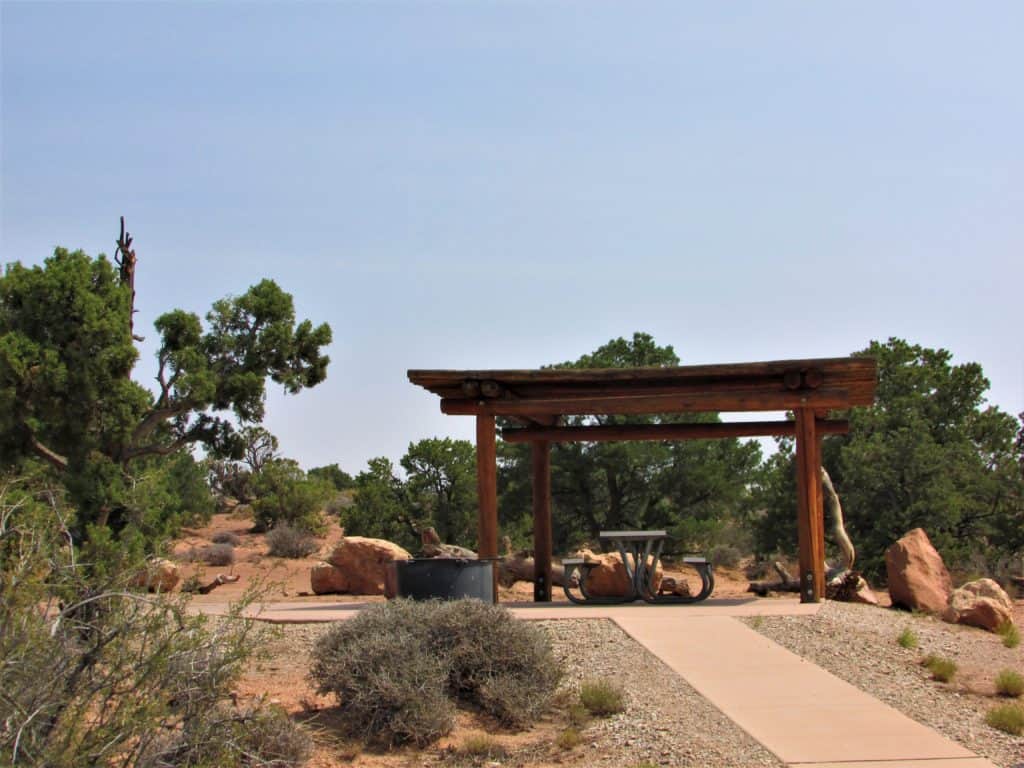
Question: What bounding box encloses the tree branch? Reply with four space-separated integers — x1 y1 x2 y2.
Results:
130 403 192 447
29 434 68 472
121 435 194 463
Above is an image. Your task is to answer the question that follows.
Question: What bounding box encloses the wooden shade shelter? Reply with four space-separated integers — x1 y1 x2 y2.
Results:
408 356 877 604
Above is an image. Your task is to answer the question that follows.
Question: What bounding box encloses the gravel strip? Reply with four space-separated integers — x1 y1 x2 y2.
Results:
538 618 782 768
742 601 1024 768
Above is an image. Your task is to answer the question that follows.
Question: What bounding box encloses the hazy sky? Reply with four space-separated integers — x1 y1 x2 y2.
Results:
2 2 1021 475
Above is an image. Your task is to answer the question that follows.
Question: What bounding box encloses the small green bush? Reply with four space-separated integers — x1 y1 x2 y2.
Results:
923 655 957 683
579 678 625 717
211 530 241 546
897 627 918 649
555 727 582 750
310 600 562 747
985 703 1024 735
266 524 320 558
458 734 507 760
998 621 1020 649
995 669 1024 698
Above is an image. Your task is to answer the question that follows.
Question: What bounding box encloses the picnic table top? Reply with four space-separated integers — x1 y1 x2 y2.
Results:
599 530 669 540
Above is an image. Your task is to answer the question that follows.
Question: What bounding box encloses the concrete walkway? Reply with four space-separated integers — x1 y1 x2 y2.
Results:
200 598 998 767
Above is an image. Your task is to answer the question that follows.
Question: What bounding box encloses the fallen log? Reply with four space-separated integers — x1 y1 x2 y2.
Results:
182 573 240 595
747 561 800 596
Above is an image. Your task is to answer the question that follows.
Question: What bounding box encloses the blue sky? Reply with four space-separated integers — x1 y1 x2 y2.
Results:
2 2 1022 474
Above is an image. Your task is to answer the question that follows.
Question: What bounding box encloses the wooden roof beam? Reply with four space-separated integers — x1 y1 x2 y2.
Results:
501 419 849 444
440 388 851 417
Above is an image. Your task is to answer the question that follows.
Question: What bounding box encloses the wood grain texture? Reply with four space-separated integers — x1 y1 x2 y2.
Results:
475 414 498 602
502 419 849 443
531 440 553 603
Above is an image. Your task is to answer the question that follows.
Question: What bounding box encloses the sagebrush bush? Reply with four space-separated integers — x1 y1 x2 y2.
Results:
309 599 562 746
266 524 320 558
897 627 918 649
211 530 241 546
985 703 1024 735
579 678 626 716
188 542 236 566
995 669 1024 698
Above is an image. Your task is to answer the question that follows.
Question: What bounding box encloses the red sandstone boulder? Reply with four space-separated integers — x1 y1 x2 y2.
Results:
576 548 663 597
884 528 951 614
310 561 348 595
325 536 411 595
942 578 1014 632
132 558 180 593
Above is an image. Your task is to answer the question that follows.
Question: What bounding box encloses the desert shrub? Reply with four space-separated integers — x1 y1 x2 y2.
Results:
0 474 290 767
266 524 320 559
429 599 562 726
212 530 242 546
709 544 742 569
923 654 957 683
139 705 311 767
188 542 236 566
995 669 1024 698
897 627 918 649
998 621 1020 649
985 703 1024 735
310 605 453 747
579 678 626 717
310 599 562 746
567 701 590 727
458 734 507 760
555 727 582 750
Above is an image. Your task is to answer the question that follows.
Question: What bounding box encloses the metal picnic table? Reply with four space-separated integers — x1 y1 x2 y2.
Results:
562 530 714 605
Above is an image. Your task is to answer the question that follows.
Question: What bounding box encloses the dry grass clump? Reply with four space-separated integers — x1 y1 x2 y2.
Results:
266 524 320 559
579 678 626 717
211 530 241 546
555 727 582 750
186 543 235 566
997 621 1020 649
922 654 957 683
994 669 1023 698
985 703 1024 735
309 600 562 748
897 626 918 649
458 734 507 760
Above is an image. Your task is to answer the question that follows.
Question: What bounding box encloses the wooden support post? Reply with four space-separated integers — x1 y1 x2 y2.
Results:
531 440 553 602
476 414 499 602
794 409 826 602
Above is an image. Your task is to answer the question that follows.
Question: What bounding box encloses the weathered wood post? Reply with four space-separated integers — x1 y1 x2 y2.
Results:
795 409 826 602
531 440 553 602
476 414 499 602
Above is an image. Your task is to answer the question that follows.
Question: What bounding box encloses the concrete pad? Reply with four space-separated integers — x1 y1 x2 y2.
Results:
799 761 997 768
612 614 979 765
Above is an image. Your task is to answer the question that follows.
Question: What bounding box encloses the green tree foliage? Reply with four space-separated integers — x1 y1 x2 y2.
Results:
342 457 420 551
0 247 331 543
401 437 477 546
754 338 1024 578
498 333 762 554
251 458 332 535
308 462 356 490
